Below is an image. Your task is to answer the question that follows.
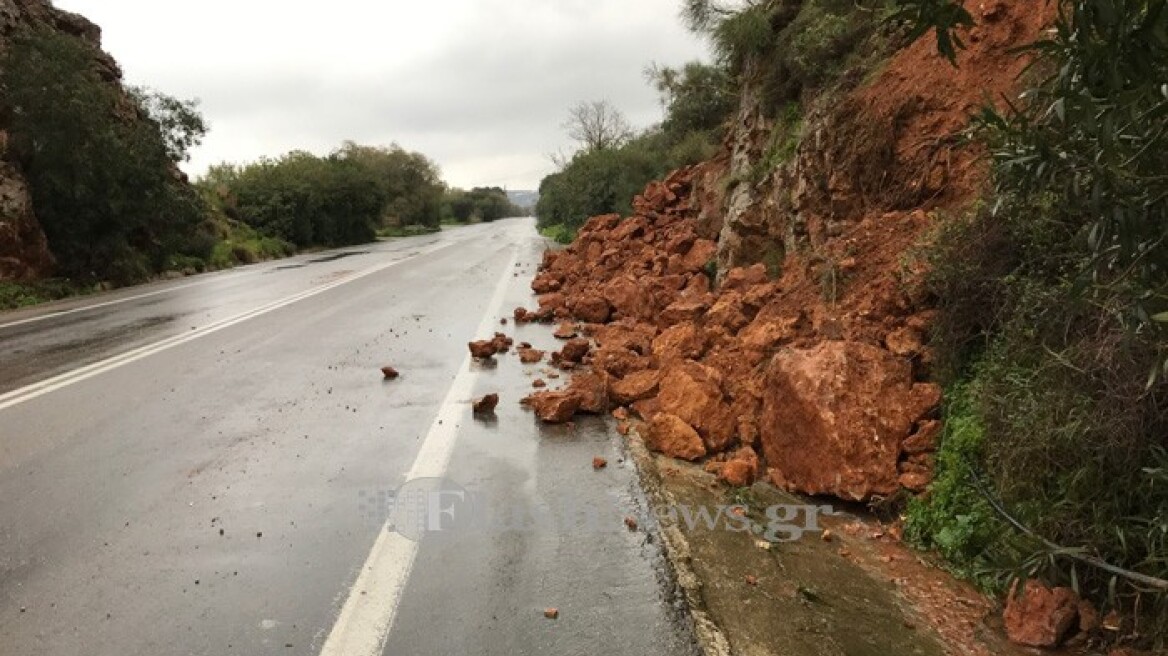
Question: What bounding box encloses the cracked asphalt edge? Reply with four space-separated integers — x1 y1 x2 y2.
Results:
626 426 733 656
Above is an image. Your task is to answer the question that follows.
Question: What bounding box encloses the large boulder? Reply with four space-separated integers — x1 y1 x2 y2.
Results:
760 341 940 500
657 360 736 452
1003 579 1080 648
644 413 706 461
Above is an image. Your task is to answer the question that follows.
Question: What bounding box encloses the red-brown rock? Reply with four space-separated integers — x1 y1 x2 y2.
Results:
525 391 581 423
473 393 499 415
652 323 709 363
739 314 804 351
721 264 768 291
603 276 653 321
492 332 513 352
718 447 760 487
659 298 709 325
657 360 735 452
594 321 657 355
885 326 925 357
682 239 718 272
759 341 941 500
706 293 750 332
553 323 578 340
532 273 562 294
469 340 498 359
1003 579 1080 648
590 346 650 377
902 420 941 455
518 347 545 364
380 366 400 380
592 456 608 470
567 371 608 414
559 338 591 363
610 370 660 405
644 413 707 461
572 294 612 323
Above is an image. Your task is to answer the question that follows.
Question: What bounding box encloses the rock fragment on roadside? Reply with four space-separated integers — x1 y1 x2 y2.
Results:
473 393 499 415
468 340 498 359
523 390 581 423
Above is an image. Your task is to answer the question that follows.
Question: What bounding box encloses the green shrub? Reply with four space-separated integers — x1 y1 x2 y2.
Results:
693 0 889 118
913 196 1168 641
904 384 1007 589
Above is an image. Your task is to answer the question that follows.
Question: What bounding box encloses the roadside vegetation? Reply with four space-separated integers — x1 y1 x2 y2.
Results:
899 0 1168 639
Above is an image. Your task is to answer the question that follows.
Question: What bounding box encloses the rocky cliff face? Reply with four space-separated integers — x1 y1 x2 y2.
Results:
0 0 124 280
520 0 1056 502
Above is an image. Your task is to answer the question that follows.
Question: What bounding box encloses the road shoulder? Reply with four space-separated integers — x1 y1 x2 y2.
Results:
627 427 1027 656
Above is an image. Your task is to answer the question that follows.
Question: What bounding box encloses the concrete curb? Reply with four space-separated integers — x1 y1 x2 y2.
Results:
626 427 732 656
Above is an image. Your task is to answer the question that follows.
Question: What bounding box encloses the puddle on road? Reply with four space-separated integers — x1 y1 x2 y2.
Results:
268 251 370 272
306 251 369 264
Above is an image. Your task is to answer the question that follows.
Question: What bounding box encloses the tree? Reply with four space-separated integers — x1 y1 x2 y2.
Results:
563 100 633 152
644 61 736 140
129 86 208 163
334 142 445 227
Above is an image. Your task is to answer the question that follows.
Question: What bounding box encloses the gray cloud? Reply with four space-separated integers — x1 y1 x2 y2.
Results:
54 0 710 189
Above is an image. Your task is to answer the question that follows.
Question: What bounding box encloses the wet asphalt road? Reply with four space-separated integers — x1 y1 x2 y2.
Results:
0 219 698 656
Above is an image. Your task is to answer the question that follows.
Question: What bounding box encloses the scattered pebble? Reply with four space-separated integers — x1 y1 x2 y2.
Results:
543 608 559 619
592 457 608 470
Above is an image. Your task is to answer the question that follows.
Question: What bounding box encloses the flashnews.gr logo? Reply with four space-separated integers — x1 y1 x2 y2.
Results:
359 477 844 543
358 477 474 541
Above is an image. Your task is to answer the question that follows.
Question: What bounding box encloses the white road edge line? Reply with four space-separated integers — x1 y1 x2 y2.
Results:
0 279 214 331
0 242 458 412
318 247 520 656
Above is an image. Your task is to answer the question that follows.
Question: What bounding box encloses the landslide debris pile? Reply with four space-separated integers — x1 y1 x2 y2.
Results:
514 168 941 502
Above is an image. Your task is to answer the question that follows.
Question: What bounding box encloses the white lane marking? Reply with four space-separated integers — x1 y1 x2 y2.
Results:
0 279 214 331
0 242 458 412
319 247 519 656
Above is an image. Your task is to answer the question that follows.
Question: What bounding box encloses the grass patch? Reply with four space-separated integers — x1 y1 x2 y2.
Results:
539 224 576 245
0 278 88 310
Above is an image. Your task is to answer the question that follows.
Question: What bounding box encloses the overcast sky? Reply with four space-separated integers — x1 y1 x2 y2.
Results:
51 0 711 190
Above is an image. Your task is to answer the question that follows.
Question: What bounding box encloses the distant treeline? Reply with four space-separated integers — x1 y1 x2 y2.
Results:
200 146 525 250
